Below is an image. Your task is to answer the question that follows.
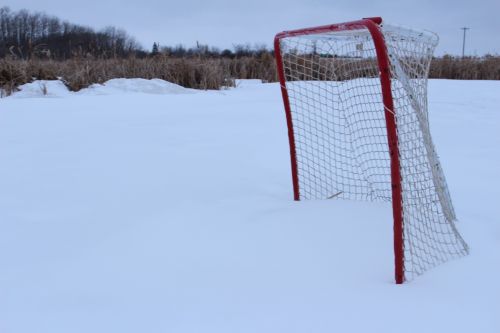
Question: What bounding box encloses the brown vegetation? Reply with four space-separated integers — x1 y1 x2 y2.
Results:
429 55 500 80
0 53 277 96
1 54 499 97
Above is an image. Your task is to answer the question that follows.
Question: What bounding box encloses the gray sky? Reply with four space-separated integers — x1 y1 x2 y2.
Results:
3 0 499 55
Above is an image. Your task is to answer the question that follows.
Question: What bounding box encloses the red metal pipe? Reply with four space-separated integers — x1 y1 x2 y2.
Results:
274 35 300 201
362 19 405 284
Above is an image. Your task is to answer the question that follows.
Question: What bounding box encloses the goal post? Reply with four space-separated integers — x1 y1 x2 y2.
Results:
274 17 468 283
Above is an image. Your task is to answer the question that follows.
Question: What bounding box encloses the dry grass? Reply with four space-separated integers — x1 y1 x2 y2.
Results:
429 55 500 80
0 55 277 96
1 54 498 97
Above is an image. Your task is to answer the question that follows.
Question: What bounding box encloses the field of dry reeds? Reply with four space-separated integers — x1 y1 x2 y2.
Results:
1 54 498 97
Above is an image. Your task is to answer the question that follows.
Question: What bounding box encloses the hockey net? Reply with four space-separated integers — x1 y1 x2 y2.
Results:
275 20 468 282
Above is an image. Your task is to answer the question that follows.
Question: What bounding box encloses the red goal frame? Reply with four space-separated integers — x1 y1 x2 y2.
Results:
274 17 405 284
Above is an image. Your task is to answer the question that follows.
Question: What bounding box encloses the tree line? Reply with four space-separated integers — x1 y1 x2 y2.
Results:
0 7 277 61
0 6 142 59
157 42 273 59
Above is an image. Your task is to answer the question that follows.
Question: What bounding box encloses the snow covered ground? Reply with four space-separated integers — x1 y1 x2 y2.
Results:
0 78 499 333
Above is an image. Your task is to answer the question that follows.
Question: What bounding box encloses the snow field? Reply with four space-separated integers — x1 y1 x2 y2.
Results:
0 78 499 333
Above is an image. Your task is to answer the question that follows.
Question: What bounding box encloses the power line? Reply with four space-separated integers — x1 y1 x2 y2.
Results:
460 27 470 57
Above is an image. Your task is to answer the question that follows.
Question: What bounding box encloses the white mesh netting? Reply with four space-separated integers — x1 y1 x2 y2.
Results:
277 23 468 281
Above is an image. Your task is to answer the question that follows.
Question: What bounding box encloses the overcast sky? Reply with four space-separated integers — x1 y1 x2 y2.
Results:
3 0 499 55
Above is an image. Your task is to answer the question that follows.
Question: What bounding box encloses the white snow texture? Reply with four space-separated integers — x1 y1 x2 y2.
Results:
0 78 499 333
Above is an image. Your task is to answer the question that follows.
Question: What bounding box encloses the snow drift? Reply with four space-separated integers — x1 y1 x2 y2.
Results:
8 78 195 99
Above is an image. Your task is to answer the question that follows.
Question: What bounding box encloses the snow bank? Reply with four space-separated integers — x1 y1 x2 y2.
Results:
7 78 270 99
8 78 194 98
10 80 72 98
82 78 195 95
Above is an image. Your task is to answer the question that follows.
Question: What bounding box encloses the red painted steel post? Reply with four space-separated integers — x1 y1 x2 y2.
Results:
362 19 405 284
274 36 300 201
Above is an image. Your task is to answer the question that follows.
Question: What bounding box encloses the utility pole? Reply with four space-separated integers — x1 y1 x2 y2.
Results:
460 27 470 57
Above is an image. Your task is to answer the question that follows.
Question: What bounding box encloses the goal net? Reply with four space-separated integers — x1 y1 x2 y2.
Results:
274 17 468 283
